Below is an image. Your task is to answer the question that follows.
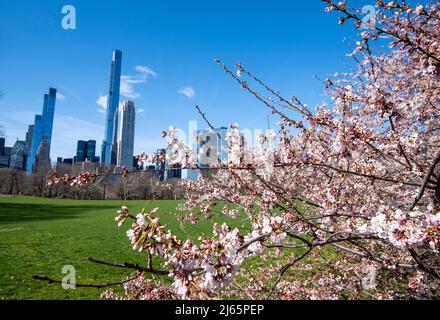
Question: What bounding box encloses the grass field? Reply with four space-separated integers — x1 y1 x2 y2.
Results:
0 196 240 300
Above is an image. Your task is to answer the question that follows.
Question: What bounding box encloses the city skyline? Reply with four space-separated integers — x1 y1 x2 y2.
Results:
0 0 437 304
0 0 380 159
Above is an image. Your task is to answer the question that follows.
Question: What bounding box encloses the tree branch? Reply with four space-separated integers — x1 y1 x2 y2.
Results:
87 257 169 275
409 148 440 210
32 274 137 289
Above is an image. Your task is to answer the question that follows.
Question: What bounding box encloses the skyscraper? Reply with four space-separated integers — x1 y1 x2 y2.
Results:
110 110 118 165
195 127 228 167
27 115 43 174
26 88 57 175
180 127 229 181
42 88 56 147
101 49 122 164
117 100 135 168
75 140 87 162
76 140 97 163
86 140 96 162
25 124 34 154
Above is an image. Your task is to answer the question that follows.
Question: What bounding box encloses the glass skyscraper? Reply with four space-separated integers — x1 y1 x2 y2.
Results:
76 140 97 163
42 88 57 147
26 88 57 174
101 49 122 165
27 115 43 174
76 140 87 162
86 140 96 162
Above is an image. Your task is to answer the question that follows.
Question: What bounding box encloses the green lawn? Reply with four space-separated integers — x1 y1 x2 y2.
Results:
0 196 239 300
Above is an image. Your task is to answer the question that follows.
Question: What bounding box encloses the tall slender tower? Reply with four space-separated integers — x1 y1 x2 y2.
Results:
117 101 135 168
101 49 122 164
26 115 43 174
25 124 34 171
26 88 57 175
42 87 57 148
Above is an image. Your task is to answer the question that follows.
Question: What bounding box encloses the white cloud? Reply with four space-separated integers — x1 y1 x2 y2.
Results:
97 65 156 113
96 94 108 114
136 108 145 114
56 93 66 101
120 76 142 99
178 86 195 99
135 65 157 77
120 65 157 100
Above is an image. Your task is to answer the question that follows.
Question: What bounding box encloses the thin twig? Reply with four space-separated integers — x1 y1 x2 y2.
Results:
33 274 137 289
266 247 313 299
87 257 169 275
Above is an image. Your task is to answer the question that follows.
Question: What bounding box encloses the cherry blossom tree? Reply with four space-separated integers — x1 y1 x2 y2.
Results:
45 1 440 299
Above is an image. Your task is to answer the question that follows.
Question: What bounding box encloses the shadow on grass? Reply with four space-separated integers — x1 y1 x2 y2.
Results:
0 203 118 223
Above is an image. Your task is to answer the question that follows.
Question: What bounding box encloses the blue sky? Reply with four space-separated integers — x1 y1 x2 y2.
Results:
0 0 417 158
